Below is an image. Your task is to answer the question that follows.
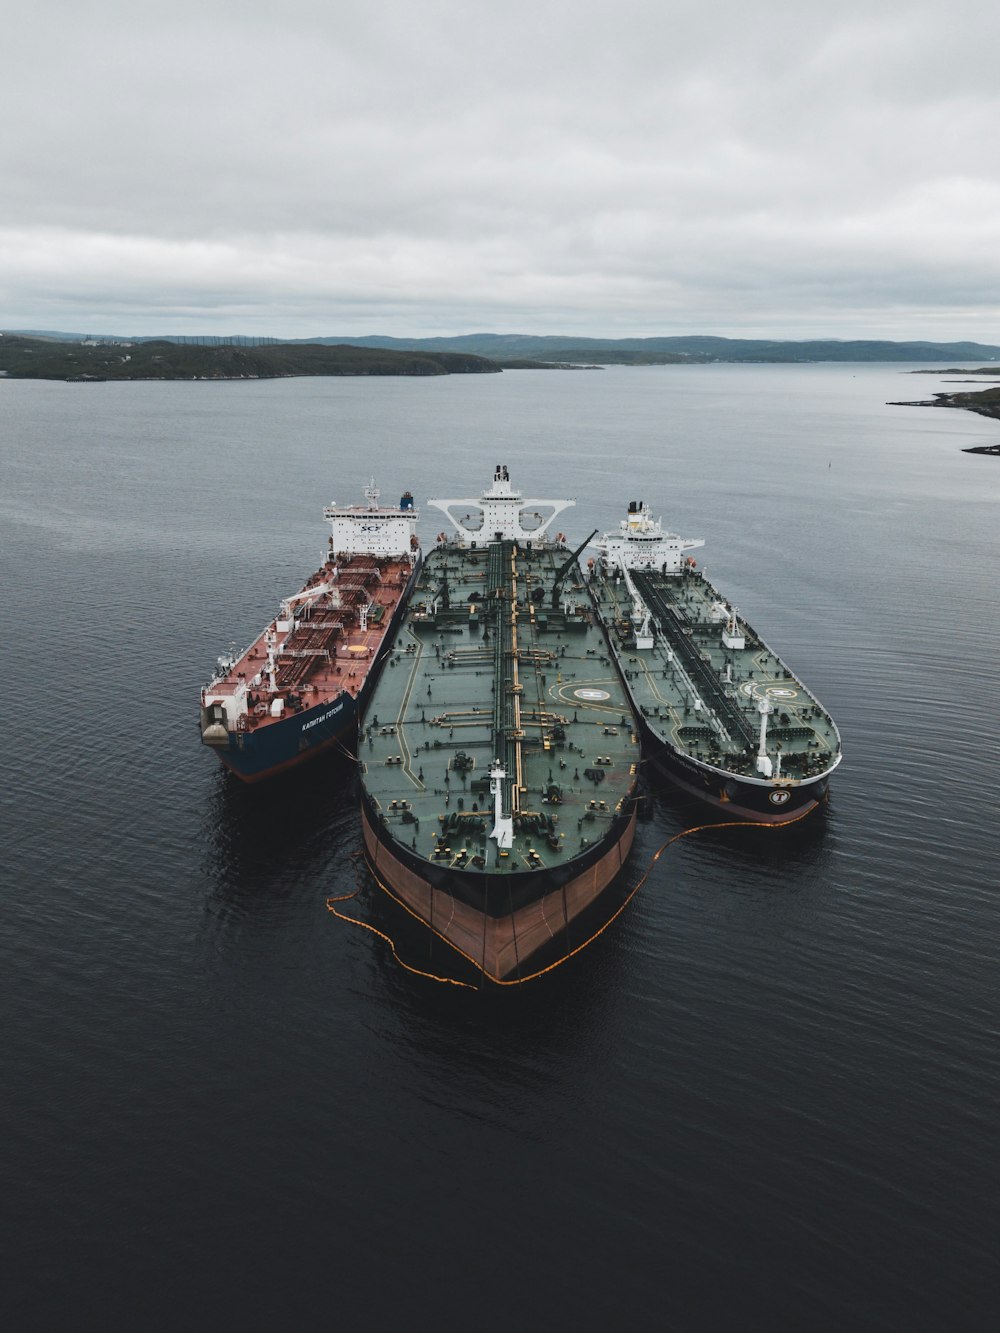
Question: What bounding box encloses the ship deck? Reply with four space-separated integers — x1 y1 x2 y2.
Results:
204 553 415 732
589 566 840 781
361 541 639 876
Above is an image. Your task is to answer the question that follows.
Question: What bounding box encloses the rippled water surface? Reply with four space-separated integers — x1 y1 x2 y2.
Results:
3 365 999 1330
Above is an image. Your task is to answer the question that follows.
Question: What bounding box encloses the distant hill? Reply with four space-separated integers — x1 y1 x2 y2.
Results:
6 329 1000 366
282 333 1000 364
0 336 500 381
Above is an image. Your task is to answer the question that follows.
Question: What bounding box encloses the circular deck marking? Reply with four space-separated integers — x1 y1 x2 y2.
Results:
574 688 611 701
739 681 800 702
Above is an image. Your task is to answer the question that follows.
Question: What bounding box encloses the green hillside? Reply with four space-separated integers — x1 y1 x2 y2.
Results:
0 336 500 381
284 333 1000 364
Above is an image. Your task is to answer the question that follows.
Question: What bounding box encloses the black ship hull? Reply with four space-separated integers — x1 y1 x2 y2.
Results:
637 714 828 824
587 495 843 827
213 691 360 782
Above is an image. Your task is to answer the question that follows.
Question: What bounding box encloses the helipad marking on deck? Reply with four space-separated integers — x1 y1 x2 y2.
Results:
739 682 799 702
574 688 611 701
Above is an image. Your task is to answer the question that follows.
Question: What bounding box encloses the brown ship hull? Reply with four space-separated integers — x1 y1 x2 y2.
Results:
361 798 638 981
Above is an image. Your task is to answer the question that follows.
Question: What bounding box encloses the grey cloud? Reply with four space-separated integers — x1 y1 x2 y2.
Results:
3 0 999 338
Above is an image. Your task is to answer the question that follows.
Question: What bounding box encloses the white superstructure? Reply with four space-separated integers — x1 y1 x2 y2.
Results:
324 479 420 561
595 500 704 573
427 464 574 549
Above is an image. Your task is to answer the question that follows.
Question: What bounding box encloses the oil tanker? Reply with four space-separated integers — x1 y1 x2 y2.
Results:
587 500 841 822
358 466 639 981
200 481 421 782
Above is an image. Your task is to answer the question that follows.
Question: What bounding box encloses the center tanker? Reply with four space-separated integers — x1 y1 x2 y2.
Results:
358 465 640 982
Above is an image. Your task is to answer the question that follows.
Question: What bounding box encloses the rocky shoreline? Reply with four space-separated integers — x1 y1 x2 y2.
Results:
889 373 1000 454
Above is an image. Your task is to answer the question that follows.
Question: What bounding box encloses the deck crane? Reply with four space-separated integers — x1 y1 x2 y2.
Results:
550 530 598 609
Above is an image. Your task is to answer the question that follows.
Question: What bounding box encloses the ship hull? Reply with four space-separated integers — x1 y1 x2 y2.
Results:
356 471 643 980
588 498 842 827
215 692 360 782
360 790 638 981
207 559 418 783
637 714 828 824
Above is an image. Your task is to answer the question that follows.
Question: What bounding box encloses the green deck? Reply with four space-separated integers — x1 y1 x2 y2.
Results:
360 540 639 873
588 565 841 781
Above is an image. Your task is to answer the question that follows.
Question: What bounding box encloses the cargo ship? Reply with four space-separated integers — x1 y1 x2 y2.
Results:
200 481 421 782
358 466 640 981
587 500 841 822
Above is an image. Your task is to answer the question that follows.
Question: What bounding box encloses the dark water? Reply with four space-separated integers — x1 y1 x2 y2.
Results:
3 365 999 1330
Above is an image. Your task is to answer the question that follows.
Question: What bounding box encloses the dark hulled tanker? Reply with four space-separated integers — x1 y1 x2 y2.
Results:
587 500 841 822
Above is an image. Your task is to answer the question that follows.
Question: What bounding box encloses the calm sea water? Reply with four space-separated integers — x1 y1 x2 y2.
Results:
3 364 999 1331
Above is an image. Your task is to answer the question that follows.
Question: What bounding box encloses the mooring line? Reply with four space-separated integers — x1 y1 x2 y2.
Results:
326 805 816 989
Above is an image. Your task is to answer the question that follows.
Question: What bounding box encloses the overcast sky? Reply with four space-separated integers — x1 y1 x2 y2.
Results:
4 0 999 340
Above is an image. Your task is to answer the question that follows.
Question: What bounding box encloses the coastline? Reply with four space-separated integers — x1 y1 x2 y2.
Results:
889 376 1000 453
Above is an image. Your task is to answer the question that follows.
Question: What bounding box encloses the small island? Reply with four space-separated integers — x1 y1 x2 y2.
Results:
890 371 1000 455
